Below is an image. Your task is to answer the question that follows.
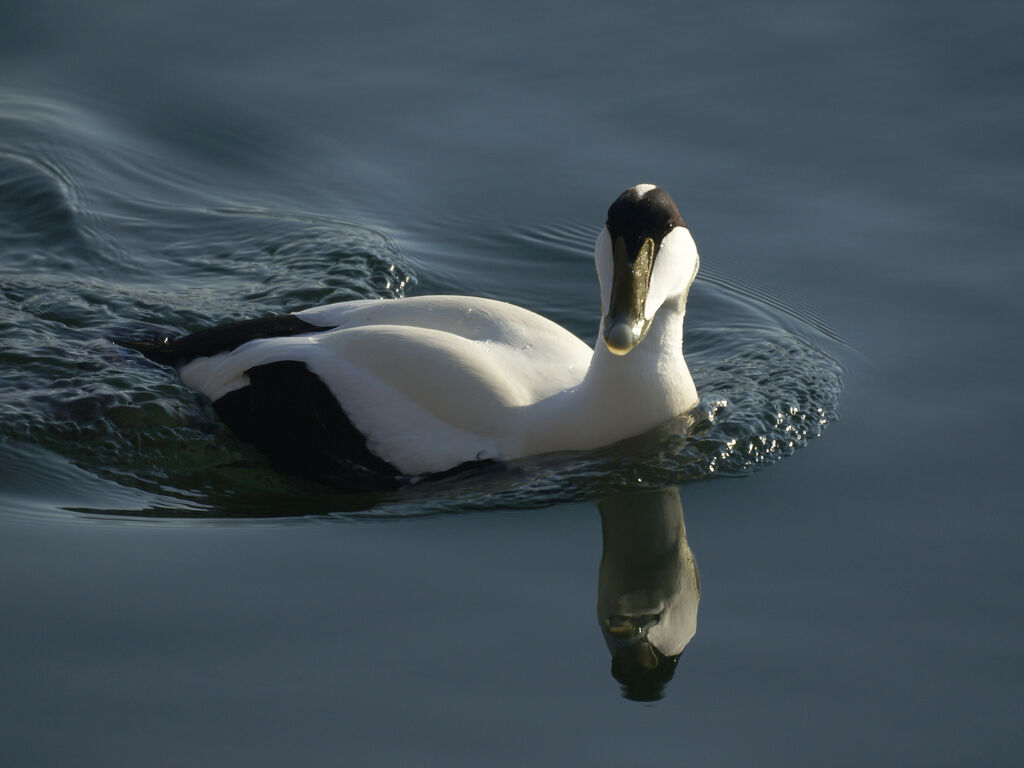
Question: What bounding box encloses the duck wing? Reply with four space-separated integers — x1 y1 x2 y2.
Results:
177 317 590 476
295 295 580 350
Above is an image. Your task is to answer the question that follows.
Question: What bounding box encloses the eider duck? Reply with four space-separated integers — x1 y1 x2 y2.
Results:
118 184 700 488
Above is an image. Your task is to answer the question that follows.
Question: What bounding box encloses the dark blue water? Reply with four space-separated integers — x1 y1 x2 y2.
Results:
2 1 1022 765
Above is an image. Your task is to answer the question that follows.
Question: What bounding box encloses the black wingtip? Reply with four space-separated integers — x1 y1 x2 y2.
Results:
114 313 335 369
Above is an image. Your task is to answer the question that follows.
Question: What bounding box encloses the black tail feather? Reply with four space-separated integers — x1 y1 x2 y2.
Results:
115 314 333 368
114 334 183 366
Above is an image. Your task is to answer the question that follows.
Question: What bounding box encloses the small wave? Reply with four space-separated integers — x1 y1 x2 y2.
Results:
698 261 846 347
0 152 93 263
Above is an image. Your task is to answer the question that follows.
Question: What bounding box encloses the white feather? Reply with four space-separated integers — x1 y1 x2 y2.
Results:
644 226 699 322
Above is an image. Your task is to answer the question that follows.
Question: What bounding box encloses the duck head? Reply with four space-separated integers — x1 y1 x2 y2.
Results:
595 184 700 355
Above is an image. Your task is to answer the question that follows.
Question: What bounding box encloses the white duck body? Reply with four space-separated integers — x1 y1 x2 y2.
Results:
121 184 700 484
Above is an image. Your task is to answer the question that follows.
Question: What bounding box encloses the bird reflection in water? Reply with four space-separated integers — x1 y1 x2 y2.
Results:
598 487 700 701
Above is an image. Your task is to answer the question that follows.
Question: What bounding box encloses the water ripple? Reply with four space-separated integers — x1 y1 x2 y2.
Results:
0 93 843 520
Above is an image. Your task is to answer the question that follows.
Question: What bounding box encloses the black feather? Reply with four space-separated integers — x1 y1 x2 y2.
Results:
116 314 333 367
213 360 404 490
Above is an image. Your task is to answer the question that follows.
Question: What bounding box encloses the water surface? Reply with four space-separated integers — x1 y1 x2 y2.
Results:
1 1 1022 765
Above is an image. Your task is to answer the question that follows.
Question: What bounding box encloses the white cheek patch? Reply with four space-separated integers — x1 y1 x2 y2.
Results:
594 227 614 315
645 227 698 321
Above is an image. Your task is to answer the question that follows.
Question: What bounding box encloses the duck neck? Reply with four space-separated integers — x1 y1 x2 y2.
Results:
585 296 688 397
517 297 695 457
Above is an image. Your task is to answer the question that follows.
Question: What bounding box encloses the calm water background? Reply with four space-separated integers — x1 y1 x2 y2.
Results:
2 0 1022 765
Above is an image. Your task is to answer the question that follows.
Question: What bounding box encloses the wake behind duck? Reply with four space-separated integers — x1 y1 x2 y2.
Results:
117 184 701 488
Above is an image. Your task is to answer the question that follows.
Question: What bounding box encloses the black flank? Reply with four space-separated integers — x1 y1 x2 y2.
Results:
213 360 404 490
